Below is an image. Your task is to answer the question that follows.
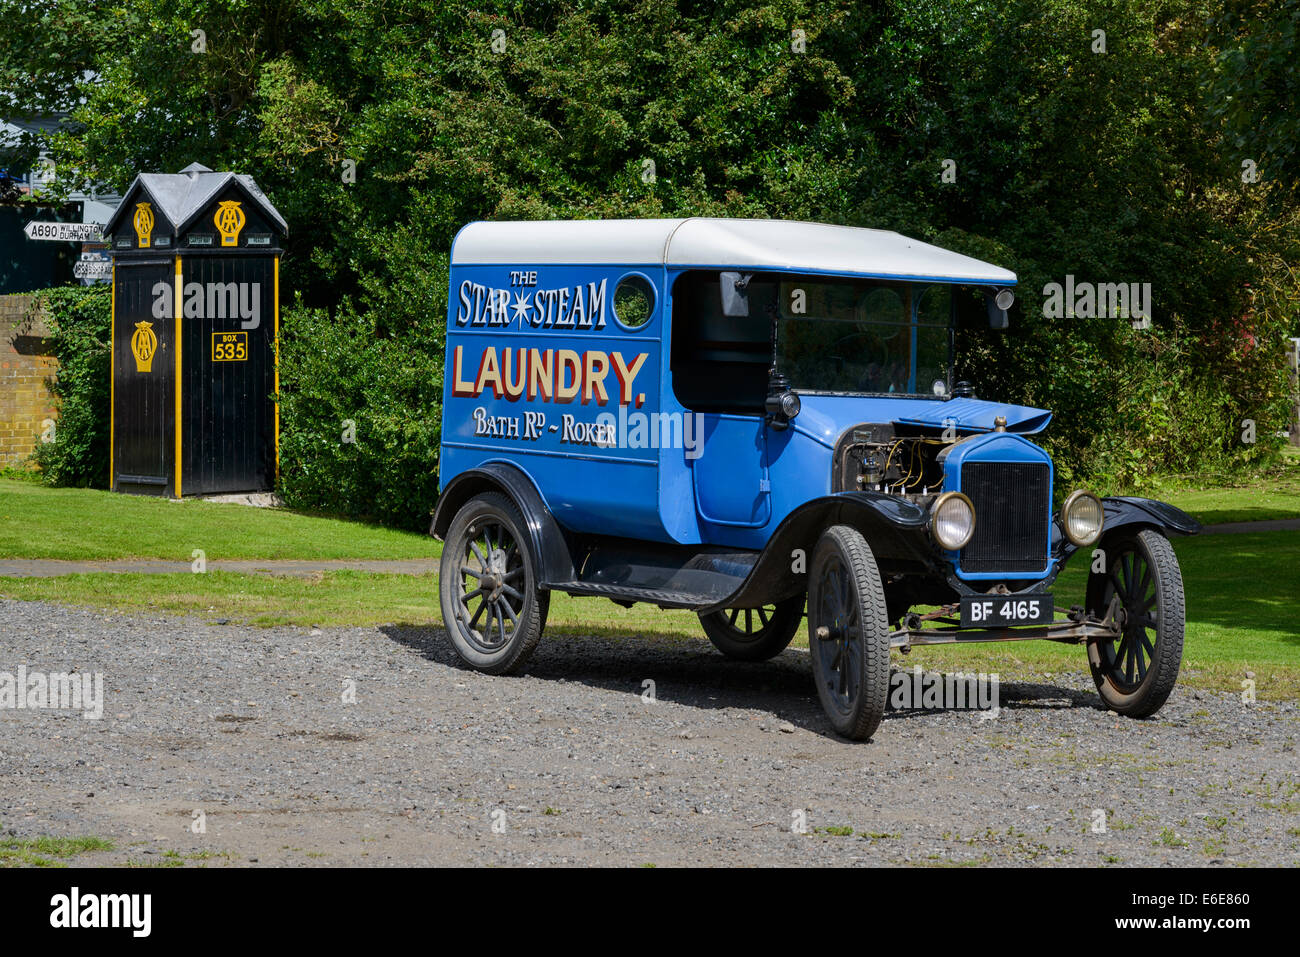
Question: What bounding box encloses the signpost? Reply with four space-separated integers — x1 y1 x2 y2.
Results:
73 260 111 280
24 221 104 243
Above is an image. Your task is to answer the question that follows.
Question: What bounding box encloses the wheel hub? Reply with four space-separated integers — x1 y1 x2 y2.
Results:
816 622 847 646
481 548 509 599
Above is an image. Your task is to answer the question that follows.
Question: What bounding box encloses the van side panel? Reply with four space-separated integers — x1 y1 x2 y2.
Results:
441 263 671 542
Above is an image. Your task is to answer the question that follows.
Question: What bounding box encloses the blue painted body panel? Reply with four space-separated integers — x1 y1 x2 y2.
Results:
691 415 771 527
440 255 1054 564
896 397 1052 434
440 261 670 541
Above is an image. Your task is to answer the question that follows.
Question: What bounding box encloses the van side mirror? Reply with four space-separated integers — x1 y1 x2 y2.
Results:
987 288 1013 330
719 272 752 317
987 299 1008 328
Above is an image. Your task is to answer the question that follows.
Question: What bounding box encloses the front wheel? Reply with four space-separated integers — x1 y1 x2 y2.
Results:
699 595 805 661
807 526 892 741
439 492 549 675
1085 528 1185 717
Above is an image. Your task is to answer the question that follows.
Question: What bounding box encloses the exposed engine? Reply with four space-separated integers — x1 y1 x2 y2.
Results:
833 423 954 501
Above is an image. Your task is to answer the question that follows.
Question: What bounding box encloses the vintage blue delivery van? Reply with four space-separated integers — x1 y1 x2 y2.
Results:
432 218 1199 740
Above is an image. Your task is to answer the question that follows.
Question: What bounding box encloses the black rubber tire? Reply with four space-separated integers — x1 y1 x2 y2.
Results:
699 595 805 661
1085 528 1185 717
439 492 549 675
807 525 892 741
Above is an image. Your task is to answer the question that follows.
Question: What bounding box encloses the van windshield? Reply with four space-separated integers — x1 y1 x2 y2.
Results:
670 271 954 414
775 278 952 395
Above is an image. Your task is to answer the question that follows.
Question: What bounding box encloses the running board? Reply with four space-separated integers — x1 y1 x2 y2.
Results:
546 539 759 610
548 581 713 610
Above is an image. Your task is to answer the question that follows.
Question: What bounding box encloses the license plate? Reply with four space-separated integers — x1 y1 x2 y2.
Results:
960 594 1053 628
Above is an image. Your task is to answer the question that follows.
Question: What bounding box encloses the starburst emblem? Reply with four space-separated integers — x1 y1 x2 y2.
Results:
510 291 532 325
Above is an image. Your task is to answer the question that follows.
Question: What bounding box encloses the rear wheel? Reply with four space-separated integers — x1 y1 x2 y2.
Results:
439 492 549 675
807 526 891 741
1085 528 1184 717
699 595 804 661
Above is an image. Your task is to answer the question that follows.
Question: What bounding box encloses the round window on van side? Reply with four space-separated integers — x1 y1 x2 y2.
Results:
614 274 655 329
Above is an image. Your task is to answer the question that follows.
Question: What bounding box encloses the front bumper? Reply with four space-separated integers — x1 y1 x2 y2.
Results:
888 601 1120 650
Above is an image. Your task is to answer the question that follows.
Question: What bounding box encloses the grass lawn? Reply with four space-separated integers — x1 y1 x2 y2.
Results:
3 530 1295 697
0 478 439 561
3 452 1296 563
1141 449 1300 524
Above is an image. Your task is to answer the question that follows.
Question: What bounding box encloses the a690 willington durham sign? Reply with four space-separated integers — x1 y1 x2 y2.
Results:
431 218 1199 740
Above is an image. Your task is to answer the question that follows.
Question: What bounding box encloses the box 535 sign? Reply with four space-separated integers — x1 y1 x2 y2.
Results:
212 331 248 361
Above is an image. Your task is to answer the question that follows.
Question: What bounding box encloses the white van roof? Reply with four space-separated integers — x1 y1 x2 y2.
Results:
451 218 1016 285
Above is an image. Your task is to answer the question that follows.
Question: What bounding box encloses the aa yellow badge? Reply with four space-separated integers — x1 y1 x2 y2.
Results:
214 200 246 246
132 202 154 247
131 321 158 373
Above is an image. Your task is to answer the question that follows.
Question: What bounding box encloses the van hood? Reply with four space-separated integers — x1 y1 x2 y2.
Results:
791 394 1053 448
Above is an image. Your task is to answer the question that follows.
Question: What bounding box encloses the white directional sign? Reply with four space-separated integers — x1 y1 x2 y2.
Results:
73 261 112 280
24 221 103 243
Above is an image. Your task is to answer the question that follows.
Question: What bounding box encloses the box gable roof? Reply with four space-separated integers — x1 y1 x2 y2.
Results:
104 163 287 237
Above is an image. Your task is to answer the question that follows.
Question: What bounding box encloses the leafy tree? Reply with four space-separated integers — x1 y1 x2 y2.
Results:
8 0 1297 515
1208 0 1300 197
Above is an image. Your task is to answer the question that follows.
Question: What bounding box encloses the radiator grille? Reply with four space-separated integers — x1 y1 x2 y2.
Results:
959 461 1050 574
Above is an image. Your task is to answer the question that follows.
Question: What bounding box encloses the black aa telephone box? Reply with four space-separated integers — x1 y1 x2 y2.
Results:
104 163 286 496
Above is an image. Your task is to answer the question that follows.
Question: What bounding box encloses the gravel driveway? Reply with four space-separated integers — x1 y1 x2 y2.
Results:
1 598 1296 867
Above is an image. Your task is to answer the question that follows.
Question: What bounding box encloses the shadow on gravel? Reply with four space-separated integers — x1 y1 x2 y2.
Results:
888 680 1102 721
381 624 1105 739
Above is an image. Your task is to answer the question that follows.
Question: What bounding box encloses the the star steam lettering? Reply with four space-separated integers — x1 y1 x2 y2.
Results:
455 277 607 329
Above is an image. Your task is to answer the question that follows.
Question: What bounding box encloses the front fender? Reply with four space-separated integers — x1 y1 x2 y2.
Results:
1054 496 1200 564
702 491 937 612
1102 496 1201 536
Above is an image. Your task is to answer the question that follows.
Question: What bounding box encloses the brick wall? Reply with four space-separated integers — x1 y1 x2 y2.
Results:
0 294 57 467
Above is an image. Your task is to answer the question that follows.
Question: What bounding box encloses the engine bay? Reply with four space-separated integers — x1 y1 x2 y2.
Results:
833 423 955 501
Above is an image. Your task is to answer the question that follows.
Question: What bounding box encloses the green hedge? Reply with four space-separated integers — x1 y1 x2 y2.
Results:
23 285 444 528
27 285 111 487
274 299 443 531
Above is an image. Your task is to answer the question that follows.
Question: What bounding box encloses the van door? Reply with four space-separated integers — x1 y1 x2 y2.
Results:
690 413 771 527
669 270 774 530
